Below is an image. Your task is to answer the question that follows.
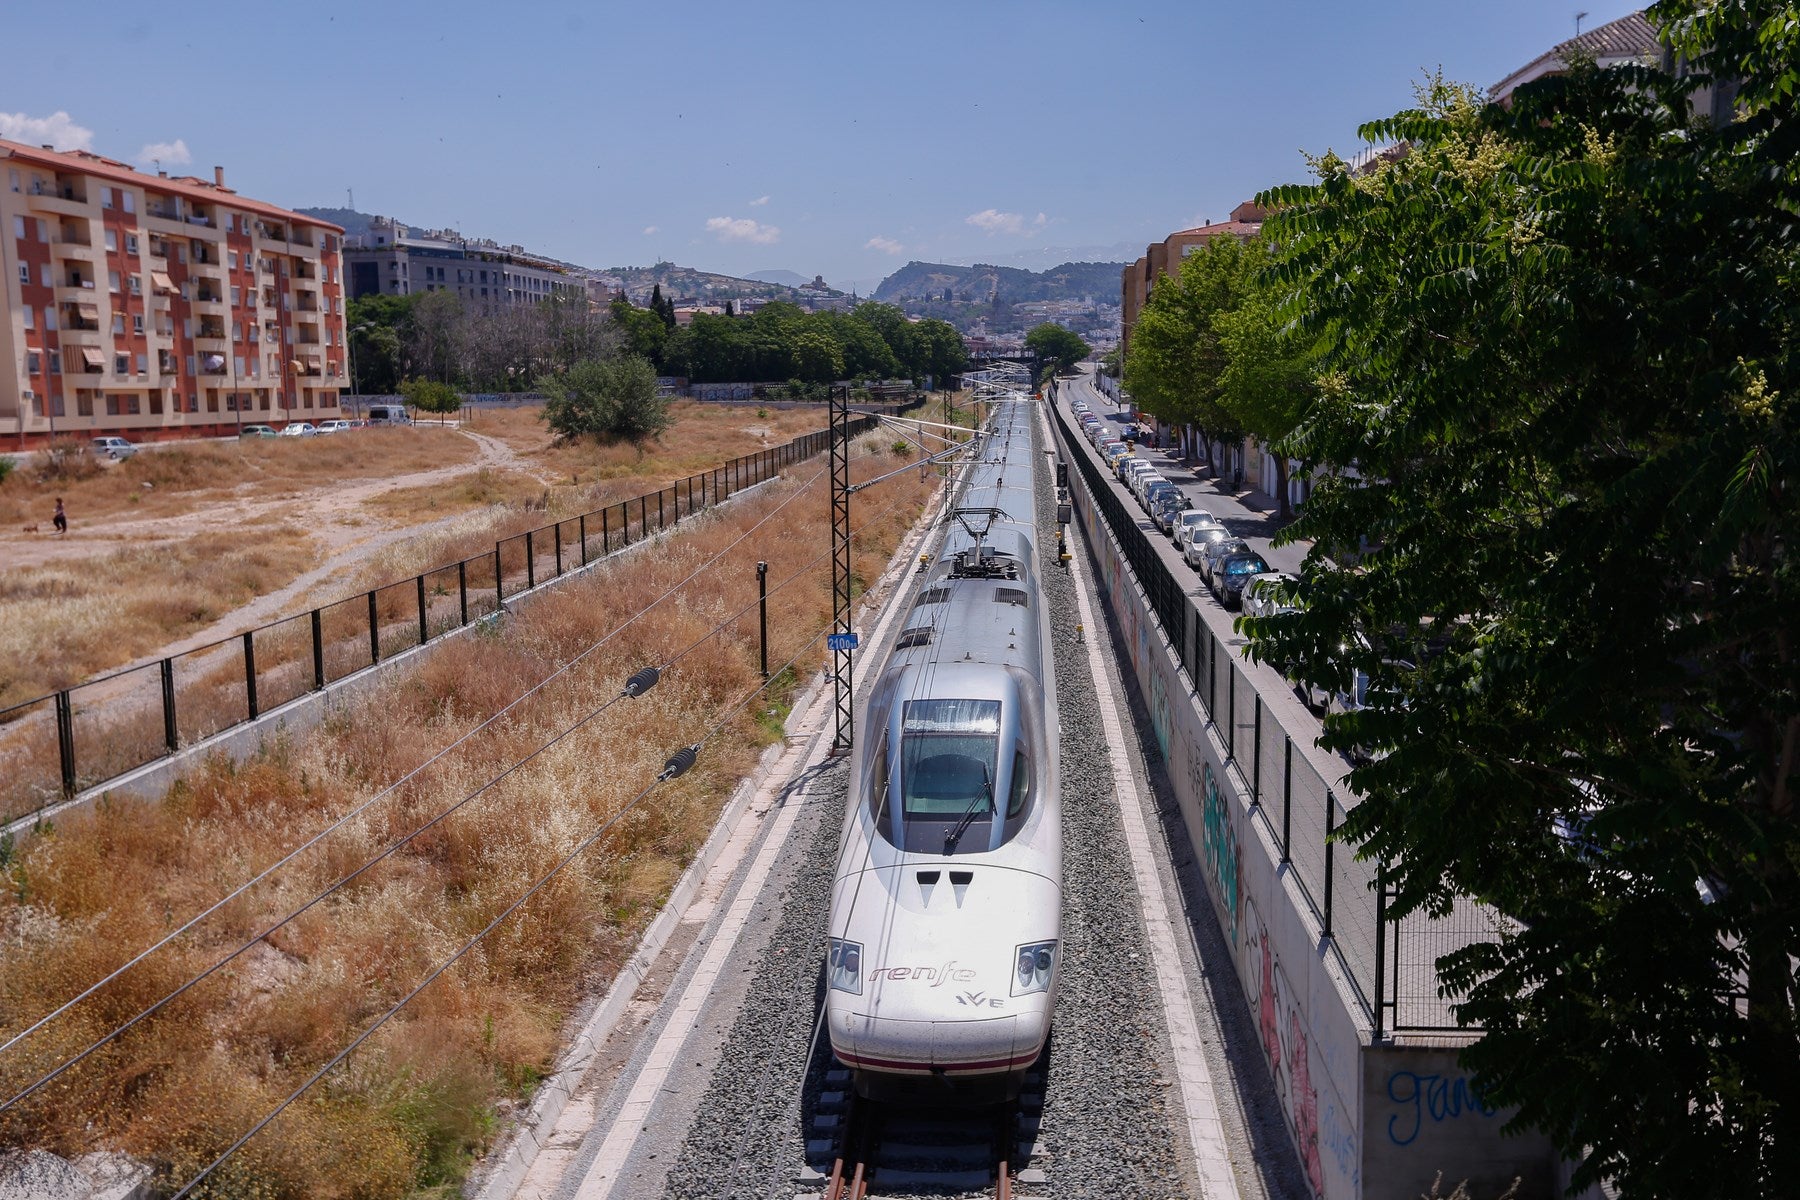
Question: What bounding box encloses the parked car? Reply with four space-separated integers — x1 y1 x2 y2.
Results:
366 403 412 425
1241 572 1300 619
1151 492 1192 532
1183 524 1236 570
1172 510 1221 551
1328 657 1416 764
239 424 278 438
1198 536 1253 590
315 419 353 434
1135 475 1171 508
1216 550 1274 609
279 422 317 437
91 436 138 459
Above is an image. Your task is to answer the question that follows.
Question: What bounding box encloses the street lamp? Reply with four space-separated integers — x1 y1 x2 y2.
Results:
346 322 374 419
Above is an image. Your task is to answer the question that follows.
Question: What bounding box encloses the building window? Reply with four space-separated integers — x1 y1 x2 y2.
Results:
11 215 23 239
105 229 118 252
229 251 238 270
106 394 120 415
134 314 144 333
77 392 91 416
101 187 114 209
27 351 40 374
40 263 51 287
129 274 141 296
7 169 18 193
113 314 126 335
16 265 26 284
127 235 138 255
136 354 147 375
22 307 32 329
208 393 219 412
188 395 199 413
115 353 130 374
150 392 163 415
122 191 134 214
108 271 120 293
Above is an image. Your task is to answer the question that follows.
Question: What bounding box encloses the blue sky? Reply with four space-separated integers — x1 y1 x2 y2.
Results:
3 1 1640 290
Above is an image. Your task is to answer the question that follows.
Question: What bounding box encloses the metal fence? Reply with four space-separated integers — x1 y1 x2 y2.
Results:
0 415 886 826
1051 402 1491 1037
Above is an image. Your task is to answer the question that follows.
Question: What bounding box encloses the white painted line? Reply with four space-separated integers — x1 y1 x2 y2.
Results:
1049 405 1245 1200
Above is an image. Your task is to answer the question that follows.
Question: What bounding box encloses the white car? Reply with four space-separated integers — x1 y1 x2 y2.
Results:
91 436 138 460
314 419 352 434
1172 510 1222 551
279 422 317 438
1241 572 1300 619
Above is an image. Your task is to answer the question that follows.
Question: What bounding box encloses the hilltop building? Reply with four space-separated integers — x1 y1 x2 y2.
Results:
2 138 347 446
1119 200 1263 358
342 216 582 309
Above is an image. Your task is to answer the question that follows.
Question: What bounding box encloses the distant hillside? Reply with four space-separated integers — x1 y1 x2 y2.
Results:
600 262 842 306
745 269 810 287
295 207 379 238
874 260 1124 307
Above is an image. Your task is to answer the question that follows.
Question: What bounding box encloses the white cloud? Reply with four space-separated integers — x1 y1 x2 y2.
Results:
749 195 771 207
705 216 781 245
865 235 905 255
965 209 1051 236
137 138 192 167
642 225 660 235
0 110 94 151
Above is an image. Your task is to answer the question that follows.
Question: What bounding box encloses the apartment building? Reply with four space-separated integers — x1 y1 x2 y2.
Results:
1119 200 1264 359
343 216 582 309
1 140 348 447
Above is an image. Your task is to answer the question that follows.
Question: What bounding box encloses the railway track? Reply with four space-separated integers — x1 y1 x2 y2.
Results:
804 1068 1048 1200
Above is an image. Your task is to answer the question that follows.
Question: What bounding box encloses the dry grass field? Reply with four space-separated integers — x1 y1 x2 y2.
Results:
0 404 839 710
0 433 942 1198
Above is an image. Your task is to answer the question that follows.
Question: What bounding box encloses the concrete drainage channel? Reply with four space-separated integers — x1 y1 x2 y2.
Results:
1 474 785 844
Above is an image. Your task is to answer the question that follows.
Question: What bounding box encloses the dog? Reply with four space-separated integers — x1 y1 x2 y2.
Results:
22 523 39 534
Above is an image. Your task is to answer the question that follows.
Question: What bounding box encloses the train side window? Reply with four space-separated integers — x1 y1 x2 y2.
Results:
866 730 891 832
1007 750 1030 817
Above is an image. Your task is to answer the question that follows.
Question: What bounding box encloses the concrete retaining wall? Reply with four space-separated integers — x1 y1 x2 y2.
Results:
1062 439 1559 1200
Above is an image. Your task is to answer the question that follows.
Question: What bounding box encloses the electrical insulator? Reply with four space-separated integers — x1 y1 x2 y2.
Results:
623 666 661 698
659 744 700 781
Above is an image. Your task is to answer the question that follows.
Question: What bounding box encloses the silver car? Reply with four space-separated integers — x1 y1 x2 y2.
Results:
1183 524 1236 571
1172 510 1220 550
90 436 138 460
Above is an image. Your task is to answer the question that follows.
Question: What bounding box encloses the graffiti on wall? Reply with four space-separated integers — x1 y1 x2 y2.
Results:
1384 1070 1499 1147
1192 752 1240 947
1244 895 1326 1196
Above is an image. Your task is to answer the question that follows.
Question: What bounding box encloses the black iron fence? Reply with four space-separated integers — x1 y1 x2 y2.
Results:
0 416 884 826
1051 401 1486 1037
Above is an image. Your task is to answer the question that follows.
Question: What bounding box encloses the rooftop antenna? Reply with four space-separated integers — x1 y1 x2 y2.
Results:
1575 10 1588 37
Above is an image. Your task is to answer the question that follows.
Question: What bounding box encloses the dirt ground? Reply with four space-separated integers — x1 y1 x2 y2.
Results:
0 403 832 707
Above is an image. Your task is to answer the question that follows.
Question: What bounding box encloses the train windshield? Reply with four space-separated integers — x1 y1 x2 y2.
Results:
898 699 1000 851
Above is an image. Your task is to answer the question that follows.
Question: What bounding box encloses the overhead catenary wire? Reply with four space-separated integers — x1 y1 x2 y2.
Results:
0 460 833 1085
0 452 934 1116
164 623 850 1200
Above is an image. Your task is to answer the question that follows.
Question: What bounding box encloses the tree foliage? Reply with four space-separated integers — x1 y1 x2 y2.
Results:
1023 323 1090 377
1244 38 1800 1195
538 355 669 447
398 378 461 424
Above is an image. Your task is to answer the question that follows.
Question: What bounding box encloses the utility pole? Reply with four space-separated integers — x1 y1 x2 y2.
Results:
829 383 854 751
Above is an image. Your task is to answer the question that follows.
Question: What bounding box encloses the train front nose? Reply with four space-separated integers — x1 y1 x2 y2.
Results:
827 1000 1051 1095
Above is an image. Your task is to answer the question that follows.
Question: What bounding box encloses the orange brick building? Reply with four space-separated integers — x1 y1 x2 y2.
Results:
1119 200 1264 359
1 139 347 448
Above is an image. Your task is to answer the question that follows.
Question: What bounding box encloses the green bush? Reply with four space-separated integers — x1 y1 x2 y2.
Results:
0 455 14 486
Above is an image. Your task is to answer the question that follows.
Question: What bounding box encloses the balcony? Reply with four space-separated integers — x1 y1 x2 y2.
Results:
288 237 320 261
58 324 104 344
295 293 320 313
23 180 90 218
55 280 100 306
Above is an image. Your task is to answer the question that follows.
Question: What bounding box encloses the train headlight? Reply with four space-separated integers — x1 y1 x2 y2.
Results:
1012 940 1057 996
828 938 863 995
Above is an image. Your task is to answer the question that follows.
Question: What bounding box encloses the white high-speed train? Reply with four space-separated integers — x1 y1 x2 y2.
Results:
824 396 1062 1101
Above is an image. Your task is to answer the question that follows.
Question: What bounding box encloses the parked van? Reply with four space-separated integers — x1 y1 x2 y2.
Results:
366 403 412 425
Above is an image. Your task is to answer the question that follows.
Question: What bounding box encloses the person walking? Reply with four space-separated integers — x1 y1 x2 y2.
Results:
52 497 67 535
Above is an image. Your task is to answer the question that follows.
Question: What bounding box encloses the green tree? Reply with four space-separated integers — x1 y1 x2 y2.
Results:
1245 43 1800 1195
1216 286 1319 517
1122 235 1262 470
610 296 668 369
789 330 844 384
538 355 670 447
399 378 462 424
350 322 403 395
1024 323 1088 377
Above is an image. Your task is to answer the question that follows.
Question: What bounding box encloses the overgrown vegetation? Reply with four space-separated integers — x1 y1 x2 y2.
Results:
0 450 936 1198
538 356 670 447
